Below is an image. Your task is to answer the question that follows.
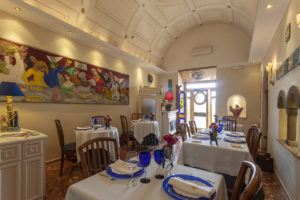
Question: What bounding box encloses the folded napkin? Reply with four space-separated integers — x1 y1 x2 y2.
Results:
225 137 246 143
169 177 215 198
110 160 141 174
229 132 244 135
194 133 209 138
191 139 202 144
231 144 243 148
75 126 91 130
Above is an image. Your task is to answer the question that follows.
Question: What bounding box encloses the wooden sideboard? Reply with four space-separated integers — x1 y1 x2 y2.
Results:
0 130 47 200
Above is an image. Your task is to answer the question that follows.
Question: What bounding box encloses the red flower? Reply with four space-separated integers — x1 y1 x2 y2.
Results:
105 115 112 122
209 123 219 131
163 134 178 146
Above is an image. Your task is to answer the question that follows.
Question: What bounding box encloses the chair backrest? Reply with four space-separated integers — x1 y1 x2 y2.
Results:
188 120 197 135
91 116 105 125
219 116 237 131
131 113 143 120
231 161 262 200
78 137 119 178
55 119 65 152
120 115 129 137
178 123 191 141
246 127 262 162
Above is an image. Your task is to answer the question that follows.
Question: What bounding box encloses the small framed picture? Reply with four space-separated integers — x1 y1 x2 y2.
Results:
148 74 153 83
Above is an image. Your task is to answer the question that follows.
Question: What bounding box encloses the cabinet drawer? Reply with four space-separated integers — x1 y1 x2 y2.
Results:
0 144 20 164
23 140 43 159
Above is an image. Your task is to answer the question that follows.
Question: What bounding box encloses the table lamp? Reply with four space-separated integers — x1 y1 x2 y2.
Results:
164 92 174 111
0 82 24 132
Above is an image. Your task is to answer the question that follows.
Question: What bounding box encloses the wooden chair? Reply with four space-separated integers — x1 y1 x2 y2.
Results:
55 119 77 176
246 127 262 162
120 115 135 148
231 161 262 200
219 116 237 131
78 137 119 178
131 113 143 120
188 120 197 135
178 123 191 141
91 116 105 125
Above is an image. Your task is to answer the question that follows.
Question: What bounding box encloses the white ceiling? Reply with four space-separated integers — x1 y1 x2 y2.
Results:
11 0 257 68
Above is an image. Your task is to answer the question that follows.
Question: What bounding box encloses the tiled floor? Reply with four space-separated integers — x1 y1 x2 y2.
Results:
46 145 289 200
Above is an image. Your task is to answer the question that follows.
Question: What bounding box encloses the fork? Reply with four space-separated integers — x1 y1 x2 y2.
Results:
99 172 115 181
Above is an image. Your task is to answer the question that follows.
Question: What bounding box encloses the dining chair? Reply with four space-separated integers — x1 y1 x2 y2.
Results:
219 116 237 131
131 113 143 120
188 120 197 135
178 123 191 141
55 119 77 176
230 161 262 200
120 115 135 149
78 137 119 178
246 126 262 162
91 115 105 125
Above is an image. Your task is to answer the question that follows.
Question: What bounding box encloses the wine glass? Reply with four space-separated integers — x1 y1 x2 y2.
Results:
139 151 151 183
154 149 165 179
126 151 138 187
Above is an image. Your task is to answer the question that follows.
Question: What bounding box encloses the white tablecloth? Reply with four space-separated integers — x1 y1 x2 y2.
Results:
75 126 120 162
65 159 228 200
131 120 160 144
178 131 253 176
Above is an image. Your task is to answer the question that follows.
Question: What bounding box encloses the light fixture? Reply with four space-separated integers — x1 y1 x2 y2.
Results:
266 4 273 9
296 12 300 28
266 62 274 85
14 7 21 12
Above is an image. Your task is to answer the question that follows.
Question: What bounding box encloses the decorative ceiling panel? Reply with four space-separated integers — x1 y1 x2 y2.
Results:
21 0 258 67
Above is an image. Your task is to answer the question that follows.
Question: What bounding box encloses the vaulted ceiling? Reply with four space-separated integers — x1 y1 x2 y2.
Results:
20 0 258 67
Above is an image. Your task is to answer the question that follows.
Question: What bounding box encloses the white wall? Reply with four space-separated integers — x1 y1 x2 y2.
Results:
162 24 251 72
0 11 159 161
262 0 300 199
216 65 262 133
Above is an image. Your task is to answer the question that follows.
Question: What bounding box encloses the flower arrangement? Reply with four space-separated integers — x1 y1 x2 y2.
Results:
209 122 220 132
163 133 178 146
104 115 112 122
149 112 155 120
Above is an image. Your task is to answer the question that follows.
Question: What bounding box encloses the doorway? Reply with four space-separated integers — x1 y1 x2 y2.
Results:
185 81 216 128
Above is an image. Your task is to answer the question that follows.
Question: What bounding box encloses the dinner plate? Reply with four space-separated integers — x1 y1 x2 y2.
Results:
75 126 92 131
223 138 246 144
106 161 144 179
226 133 245 138
162 174 216 200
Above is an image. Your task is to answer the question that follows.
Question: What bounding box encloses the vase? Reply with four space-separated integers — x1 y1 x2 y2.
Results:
162 145 175 174
105 121 111 130
210 130 218 145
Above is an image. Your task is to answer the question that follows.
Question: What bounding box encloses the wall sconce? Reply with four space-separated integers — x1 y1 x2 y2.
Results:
266 62 275 85
296 12 300 28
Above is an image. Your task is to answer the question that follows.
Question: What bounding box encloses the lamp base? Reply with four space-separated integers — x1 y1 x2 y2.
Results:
1 126 20 132
165 104 172 111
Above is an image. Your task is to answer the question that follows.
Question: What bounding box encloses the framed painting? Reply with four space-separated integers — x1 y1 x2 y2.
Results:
0 38 129 104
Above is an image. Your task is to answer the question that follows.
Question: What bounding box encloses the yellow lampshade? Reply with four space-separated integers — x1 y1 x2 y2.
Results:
297 12 300 28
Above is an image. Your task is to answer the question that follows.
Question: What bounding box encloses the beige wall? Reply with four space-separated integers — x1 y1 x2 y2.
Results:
216 65 262 133
0 11 159 161
162 24 251 72
262 0 300 199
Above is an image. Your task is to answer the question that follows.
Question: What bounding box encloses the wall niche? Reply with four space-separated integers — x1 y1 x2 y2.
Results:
277 90 287 141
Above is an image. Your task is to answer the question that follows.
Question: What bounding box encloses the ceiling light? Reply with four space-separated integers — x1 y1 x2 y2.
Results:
296 12 300 28
266 4 273 9
67 31 72 35
14 7 21 12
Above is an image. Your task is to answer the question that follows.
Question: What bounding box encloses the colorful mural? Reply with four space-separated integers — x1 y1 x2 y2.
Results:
0 38 129 104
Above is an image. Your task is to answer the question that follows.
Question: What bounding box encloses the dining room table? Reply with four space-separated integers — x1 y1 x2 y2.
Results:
178 130 253 176
131 119 160 145
74 125 120 162
65 158 228 200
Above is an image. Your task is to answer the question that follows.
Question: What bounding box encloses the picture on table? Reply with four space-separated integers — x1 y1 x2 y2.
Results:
0 38 129 104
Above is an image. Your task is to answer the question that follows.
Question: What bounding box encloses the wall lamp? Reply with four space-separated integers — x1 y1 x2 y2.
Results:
266 62 274 86
297 12 300 28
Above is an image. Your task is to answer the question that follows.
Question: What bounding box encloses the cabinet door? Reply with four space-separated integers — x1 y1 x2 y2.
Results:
0 161 21 200
22 156 43 200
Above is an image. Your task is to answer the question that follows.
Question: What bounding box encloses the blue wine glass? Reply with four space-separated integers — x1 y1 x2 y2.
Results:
217 124 223 133
154 149 165 179
139 151 151 183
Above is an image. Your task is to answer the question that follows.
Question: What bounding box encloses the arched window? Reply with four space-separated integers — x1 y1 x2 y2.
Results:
286 86 300 146
226 95 246 118
277 90 287 141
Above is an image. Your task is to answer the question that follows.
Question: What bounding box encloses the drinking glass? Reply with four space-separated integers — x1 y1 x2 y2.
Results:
139 151 151 183
126 151 138 187
154 149 165 179
217 124 223 133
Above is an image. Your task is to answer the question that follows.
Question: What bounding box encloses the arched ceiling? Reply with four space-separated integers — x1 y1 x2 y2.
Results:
19 0 257 67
